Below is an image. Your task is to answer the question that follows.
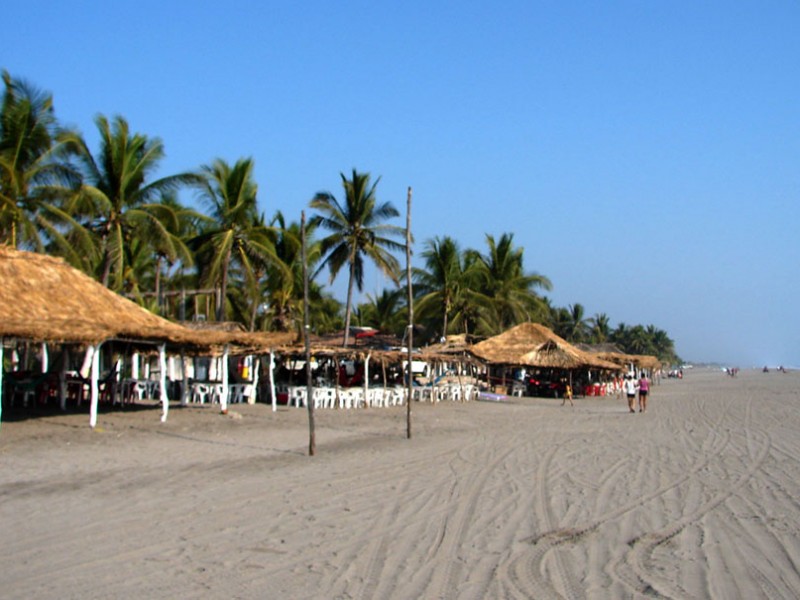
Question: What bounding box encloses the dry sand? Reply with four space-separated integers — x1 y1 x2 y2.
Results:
1 368 799 599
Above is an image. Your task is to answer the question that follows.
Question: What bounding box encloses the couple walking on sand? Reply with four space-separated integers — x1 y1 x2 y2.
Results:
623 373 650 413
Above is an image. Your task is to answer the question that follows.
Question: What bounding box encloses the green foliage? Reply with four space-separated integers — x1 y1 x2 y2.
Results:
192 157 286 322
2 71 682 353
309 169 405 345
66 114 201 290
0 70 83 255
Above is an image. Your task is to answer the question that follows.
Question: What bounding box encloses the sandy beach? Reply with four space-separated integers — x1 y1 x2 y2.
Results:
1 368 799 599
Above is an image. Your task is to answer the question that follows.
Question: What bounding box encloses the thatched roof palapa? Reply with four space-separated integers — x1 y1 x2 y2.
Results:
469 323 621 370
591 351 661 371
0 247 293 353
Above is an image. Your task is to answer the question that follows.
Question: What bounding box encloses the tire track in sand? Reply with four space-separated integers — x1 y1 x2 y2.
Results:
419 431 528 599
623 427 772 598
505 415 731 599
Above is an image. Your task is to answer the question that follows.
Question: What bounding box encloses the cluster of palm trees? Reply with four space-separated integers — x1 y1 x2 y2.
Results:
1 71 679 364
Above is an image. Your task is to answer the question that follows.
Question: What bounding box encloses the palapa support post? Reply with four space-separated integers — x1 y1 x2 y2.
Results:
80 345 94 380
250 357 260 404
381 357 388 401
159 344 168 422
40 342 48 373
363 353 371 408
89 343 102 428
269 350 277 412
334 356 342 409
219 345 230 414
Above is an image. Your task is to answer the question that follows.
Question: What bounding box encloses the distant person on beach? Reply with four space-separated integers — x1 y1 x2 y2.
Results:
562 382 574 407
623 374 637 413
638 373 650 412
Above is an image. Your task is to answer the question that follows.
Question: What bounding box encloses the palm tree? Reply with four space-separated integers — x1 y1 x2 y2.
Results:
413 236 471 340
548 305 572 339
359 287 406 335
67 114 200 289
192 157 285 322
627 325 652 354
467 233 552 335
561 303 589 343
0 71 84 255
149 192 205 307
647 325 677 363
309 169 405 346
588 312 612 344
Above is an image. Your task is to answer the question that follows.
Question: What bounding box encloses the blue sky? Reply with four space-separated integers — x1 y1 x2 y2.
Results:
5 1 799 366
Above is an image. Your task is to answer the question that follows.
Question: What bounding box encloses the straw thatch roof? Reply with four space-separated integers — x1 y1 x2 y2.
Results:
591 351 661 370
0 247 294 353
469 323 621 370
179 321 297 355
575 343 661 371
420 333 477 355
181 320 247 332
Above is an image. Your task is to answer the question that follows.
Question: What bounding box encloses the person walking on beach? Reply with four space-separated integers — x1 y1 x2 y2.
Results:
638 372 650 412
562 382 574 407
623 374 637 413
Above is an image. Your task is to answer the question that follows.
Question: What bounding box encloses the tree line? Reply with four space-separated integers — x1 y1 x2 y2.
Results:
0 71 679 364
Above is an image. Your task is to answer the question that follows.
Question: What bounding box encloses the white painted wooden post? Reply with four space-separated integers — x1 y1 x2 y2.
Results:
41 343 49 373
219 345 229 413
131 352 139 379
249 357 260 405
209 356 218 381
89 343 101 428
269 350 276 412
80 345 94 379
113 356 121 404
159 344 168 422
364 353 371 408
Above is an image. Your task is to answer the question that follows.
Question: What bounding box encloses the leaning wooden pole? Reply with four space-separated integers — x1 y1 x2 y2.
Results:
405 186 413 439
302 211 316 456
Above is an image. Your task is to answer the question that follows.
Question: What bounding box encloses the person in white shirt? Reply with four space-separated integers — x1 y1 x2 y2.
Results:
622 374 638 413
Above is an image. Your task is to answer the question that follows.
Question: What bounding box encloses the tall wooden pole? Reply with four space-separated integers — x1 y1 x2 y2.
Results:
302 211 316 456
405 186 413 439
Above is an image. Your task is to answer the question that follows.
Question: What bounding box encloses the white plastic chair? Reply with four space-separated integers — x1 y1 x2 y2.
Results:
192 383 211 404
210 383 226 404
290 386 307 408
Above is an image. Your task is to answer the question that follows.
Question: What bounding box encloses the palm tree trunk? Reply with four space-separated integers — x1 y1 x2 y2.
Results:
342 258 356 347
248 302 258 332
100 248 113 288
154 256 162 314
216 248 232 321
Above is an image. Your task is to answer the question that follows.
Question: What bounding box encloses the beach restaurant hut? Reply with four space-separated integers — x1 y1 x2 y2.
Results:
0 247 276 427
588 351 661 374
469 322 620 393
